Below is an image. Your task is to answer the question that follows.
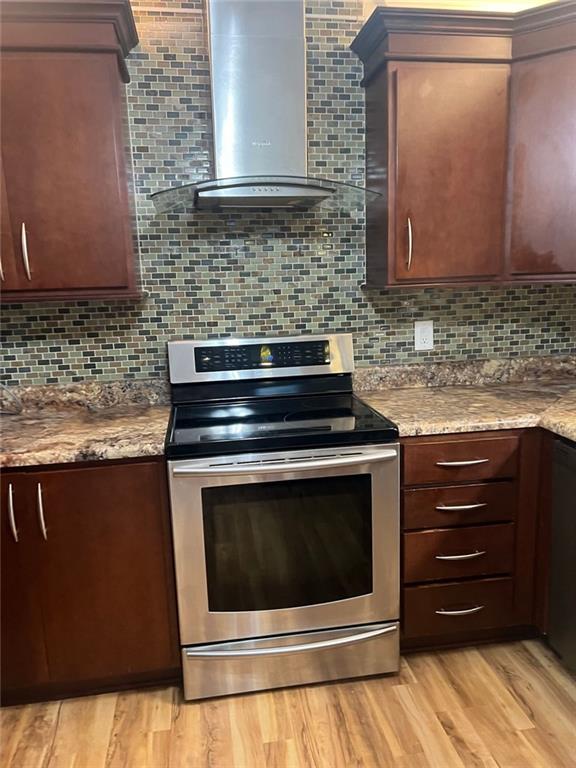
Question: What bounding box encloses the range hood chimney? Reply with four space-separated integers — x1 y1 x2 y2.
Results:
151 0 379 213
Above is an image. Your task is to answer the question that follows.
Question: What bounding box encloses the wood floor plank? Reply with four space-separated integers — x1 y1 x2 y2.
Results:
0 705 36 767
2 641 575 768
105 687 174 768
46 693 117 768
405 653 466 714
228 693 267 768
1 701 60 768
282 684 327 768
329 680 400 767
295 683 356 767
435 647 535 730
522 640 576 705
360 680 414 759
465 703 559 768
480 643 576 765
437 708 500 768
169 694 233 768
263 738 300 768
392 684 466 768
255 688 294 744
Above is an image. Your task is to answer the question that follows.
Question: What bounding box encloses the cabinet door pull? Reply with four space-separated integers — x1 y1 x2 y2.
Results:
435 605 484 616
0 253 4 281
435 502 488 512
435 550 486 561
435 459 489 467
21 222 32 281
37 483 48 540
406 215 413 271
8 484 19 543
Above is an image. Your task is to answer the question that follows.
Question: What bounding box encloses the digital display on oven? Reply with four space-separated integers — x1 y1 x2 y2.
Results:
194 340 331 373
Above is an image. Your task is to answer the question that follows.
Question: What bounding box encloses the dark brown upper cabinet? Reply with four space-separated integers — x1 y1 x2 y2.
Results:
352 2 576 288
0 0 139 302
371 61 508 285
506 49 576 281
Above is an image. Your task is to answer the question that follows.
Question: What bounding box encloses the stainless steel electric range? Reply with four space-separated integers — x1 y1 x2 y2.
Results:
165 333 400 700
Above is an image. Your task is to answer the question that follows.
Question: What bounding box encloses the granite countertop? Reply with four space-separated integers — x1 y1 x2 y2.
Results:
0 405 171 468
1 381 575 469
361 382 576 441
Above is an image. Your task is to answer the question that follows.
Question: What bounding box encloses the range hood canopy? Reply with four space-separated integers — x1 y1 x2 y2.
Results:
151 175 381 213
150 0 380 213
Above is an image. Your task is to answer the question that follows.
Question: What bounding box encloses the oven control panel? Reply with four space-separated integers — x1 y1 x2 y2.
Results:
194 340 331 373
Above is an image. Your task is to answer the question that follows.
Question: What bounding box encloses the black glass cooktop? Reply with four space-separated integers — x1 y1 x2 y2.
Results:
165 393 398 459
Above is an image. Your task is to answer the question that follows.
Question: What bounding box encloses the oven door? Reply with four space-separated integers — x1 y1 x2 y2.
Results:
168 444 399 645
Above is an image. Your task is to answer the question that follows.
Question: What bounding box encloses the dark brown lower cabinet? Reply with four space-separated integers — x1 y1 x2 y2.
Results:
1 473 49 693
401 429 544 651
1 460 180 705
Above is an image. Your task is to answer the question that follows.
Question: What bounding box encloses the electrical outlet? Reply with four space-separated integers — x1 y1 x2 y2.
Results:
414 320 434 351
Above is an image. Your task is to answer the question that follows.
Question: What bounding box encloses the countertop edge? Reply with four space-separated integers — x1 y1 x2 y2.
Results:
1 386 574 469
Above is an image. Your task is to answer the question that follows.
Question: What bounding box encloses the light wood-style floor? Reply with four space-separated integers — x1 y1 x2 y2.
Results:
1 640 575 768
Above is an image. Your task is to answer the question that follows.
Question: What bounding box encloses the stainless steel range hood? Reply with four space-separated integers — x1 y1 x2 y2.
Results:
151 0 379 213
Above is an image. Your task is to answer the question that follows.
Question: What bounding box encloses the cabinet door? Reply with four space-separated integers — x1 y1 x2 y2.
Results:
0 52 133 292
1 156 18 290
507 50 576 278
33 462 179 686
1 474 49 695
391 62 509 282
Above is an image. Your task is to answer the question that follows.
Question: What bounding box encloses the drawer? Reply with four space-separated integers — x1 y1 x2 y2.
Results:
403 577 514 638
403 481 517 530
182 622 399 700
404 523 515 583
403 435 519 486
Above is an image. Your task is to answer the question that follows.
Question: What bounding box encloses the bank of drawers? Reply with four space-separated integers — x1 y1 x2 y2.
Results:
402 434 521 643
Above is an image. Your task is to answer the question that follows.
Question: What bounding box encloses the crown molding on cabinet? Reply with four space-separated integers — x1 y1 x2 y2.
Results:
0 0 139 81
352 0 576 83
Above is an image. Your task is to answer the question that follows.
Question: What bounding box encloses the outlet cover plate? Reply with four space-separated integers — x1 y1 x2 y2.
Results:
414 320 434 351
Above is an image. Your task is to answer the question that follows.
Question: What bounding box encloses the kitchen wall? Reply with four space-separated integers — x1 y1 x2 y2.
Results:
2 0 575 386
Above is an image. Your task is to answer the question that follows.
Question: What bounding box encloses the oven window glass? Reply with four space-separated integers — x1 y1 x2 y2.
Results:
202 475 373 612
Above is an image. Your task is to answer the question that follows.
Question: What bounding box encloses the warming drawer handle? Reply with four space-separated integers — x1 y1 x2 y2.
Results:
185 624 398 659
435 550 486 561
435 605 485 617
435 503 488 512
172 449 398 476
435 459 490 468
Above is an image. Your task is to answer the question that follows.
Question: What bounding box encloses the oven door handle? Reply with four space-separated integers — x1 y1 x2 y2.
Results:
172 449 398 476
184 623 398 658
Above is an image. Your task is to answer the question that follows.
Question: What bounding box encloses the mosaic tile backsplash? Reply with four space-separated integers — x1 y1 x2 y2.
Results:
2 0 575 386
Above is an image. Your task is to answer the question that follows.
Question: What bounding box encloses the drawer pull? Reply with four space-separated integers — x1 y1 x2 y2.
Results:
435 502 488 512
185 623 398 658
435 605 485 616
435 550 486 561
436 459 490 467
